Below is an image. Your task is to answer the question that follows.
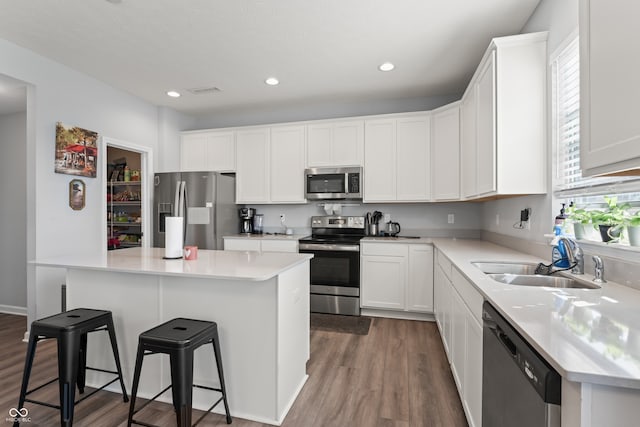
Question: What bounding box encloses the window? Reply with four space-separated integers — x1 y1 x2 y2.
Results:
552 35 640 246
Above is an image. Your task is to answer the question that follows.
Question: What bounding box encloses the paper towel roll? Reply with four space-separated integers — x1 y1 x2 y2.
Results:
164 216 184 259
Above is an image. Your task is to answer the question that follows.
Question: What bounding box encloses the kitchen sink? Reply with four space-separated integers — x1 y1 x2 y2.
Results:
488 273 601 289
472 261 539 275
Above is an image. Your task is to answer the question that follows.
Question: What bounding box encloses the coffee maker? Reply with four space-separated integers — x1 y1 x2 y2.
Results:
239 208 255 234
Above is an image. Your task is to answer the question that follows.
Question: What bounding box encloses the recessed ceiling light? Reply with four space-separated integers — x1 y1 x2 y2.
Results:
265 77 279 86
378 62 395 72
166 91 181 98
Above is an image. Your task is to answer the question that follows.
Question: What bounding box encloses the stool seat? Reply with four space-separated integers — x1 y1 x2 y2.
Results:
15 308 128 427
140 318 218 349
128 318 232 427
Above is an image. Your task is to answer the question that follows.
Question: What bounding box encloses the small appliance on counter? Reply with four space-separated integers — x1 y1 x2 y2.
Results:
239 207 255 234
253 213 264 234
384 221 401 237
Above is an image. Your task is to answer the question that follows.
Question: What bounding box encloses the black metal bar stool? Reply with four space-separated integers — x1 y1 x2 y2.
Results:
127 318 232 427
15 308 128 427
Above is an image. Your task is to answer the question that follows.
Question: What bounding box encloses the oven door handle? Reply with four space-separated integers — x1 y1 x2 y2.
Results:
299 243 360 252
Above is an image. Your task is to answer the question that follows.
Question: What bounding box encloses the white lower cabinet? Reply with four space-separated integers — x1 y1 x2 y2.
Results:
433 252 483 427
360 242 433 313
223 238 298 253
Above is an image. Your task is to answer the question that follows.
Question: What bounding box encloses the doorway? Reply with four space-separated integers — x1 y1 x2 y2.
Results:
102 137 152 252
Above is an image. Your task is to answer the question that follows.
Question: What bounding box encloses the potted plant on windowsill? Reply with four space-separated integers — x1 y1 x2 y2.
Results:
623 210 640 247
566 205 595 240
590 196 630 243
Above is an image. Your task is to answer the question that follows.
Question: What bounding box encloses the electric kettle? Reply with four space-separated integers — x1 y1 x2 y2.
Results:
385 221 401 237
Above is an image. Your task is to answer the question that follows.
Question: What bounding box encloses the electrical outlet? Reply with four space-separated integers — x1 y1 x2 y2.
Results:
448 214 455 224
495 213 500 226
383 213 391 223
280 214 285 224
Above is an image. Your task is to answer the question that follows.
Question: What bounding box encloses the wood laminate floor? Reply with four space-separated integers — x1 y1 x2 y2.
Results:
0 313 467 427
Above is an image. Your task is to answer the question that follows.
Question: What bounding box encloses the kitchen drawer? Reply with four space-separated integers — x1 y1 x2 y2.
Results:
436 249 453 280
224 239 261 252
360 242 408 257
451 266 483 324
261 240 298 253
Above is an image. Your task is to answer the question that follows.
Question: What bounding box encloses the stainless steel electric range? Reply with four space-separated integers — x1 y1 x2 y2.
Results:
298 215 365 316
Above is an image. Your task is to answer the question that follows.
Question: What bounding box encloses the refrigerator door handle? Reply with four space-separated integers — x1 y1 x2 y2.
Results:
173 180 181 217
178 181 186 218
181 180 188 244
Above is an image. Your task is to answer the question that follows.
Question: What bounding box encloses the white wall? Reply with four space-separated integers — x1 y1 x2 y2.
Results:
248 202 482 236
191 94 460 130
0 39 167 323
0 110 27 312
157 106 197 172
482 0 579 243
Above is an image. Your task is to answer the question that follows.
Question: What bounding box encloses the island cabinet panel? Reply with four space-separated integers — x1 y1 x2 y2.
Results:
61 252 311 426
580 0 640 177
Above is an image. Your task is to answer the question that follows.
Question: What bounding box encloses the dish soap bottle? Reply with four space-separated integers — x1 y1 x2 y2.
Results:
551 204 569 267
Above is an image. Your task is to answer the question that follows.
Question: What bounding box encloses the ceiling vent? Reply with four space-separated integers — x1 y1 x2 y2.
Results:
186 86 222 95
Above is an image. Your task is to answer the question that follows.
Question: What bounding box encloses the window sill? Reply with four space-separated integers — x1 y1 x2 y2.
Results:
573 239 640 264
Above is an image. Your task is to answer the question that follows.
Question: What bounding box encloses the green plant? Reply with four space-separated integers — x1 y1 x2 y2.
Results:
566 205 592 224
589 196 630 226
623 209 640 228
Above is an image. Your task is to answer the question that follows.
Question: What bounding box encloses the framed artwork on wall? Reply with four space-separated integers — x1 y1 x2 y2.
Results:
55 122 98 178
69 179 85 211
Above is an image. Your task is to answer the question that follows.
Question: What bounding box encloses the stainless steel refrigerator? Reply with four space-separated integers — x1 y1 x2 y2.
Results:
153 172 237 250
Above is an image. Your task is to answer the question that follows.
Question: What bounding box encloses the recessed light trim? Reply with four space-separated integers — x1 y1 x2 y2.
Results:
265 77 279 86
378 62 395 72
166 91 181 98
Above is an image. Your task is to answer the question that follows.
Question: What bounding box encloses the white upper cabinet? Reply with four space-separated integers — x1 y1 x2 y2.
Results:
460 88 477 199
396 115 431 201
460 32 547 199
364 119 397 201
181 131 236 172
270 125 306 203
432 102 461 201
364 113 430 202
580 0 640 177
307 120 364 167
476 51 497 196
236 128 271 203
236 126 306 204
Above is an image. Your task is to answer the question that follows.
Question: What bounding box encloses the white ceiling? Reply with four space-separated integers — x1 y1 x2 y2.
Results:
0 0 540 116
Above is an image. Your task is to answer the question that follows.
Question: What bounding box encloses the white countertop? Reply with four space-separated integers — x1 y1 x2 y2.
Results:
362 236 433 244
432 238 640 389
33 247 313 281
223 233 309 241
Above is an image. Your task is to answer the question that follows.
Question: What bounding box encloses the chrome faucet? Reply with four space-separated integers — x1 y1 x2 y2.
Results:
557 236 584 274
593 255 606 283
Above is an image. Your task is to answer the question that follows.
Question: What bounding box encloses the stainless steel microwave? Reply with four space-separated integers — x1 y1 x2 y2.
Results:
305 167 363 200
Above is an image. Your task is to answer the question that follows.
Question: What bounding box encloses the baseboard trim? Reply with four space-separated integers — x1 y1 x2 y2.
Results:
361 308 435 322
0 304 27 316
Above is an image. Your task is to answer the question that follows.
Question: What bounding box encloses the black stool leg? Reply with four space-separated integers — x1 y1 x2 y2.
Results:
127 344 146 427
211 331 232 424
14 334 39 427
106 316 129 402
170 349 194 427
76 333 87 394
58 331 82 427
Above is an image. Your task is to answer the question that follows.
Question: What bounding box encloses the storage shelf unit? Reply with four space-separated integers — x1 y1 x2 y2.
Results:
107 181 143 250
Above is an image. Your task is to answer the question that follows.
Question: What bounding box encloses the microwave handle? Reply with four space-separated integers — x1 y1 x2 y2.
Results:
345 173 349 194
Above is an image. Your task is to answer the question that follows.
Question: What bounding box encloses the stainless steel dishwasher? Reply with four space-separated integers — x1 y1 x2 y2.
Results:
482 302 561 427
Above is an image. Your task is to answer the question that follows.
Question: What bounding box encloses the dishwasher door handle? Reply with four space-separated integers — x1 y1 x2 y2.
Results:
497 328 517 357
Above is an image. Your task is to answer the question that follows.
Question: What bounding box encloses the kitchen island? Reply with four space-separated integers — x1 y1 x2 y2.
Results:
34 247 313 426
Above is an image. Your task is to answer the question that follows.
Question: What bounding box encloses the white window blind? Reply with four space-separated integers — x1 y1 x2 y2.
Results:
553 37 640 200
